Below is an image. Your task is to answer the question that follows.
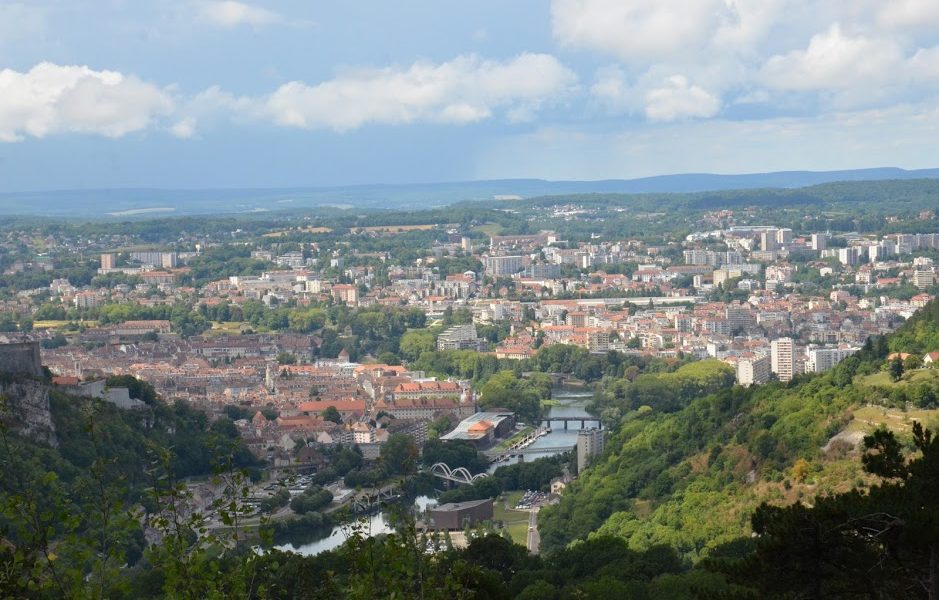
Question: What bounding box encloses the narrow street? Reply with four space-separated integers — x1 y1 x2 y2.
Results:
526 508 540 555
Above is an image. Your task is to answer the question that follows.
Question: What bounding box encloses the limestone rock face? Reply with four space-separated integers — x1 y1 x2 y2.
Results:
0 379 57 446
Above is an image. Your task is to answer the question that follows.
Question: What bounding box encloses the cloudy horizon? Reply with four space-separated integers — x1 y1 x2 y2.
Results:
2 0 939 191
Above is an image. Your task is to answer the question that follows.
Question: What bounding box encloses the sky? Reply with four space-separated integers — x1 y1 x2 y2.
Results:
2 0 939 191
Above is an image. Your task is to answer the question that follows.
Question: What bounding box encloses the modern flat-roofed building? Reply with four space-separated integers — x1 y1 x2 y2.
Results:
805 346 858 373
913 269 935 290
437 324 485 351
811 233 827 251
484 255 523 277
427 499 493 530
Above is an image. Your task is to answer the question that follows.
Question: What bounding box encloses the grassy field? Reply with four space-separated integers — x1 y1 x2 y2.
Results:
856 368 939 388
848 405 939 435
493 491 530 546
264 226 333 237
473 223 503 236
206 321 273 335
211 321 248 332
32 320 97 329
351 224 437 233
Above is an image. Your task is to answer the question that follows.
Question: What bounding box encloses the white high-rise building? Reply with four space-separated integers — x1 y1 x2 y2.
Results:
838 247 861 266
484 255 523 277
577 428 604 473
737 353 771 386
805 346 858 373
811 233 827 251
913 269 935 290
771 338 795 382
760 230 779 251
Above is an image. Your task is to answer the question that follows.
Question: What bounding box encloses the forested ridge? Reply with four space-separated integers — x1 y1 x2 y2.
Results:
534 298 939 595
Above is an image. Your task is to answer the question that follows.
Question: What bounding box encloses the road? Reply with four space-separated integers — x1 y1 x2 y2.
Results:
526 508 540 555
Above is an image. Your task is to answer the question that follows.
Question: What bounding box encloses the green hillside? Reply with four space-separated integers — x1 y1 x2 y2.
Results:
0 376 259 597
538 299 939 562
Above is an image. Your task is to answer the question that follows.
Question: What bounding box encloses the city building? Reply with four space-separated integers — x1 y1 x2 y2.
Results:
577 428 604 472
128 251 178 268
737 353 771 386
331 284 359 306
805 346 859 373
100 253 117 270
760 230 779 252
484 255 524 277
436 324 485 351
838 247 862 266
427 499 493 530
913 269 935 290
771 337 795 382
440 412 516 447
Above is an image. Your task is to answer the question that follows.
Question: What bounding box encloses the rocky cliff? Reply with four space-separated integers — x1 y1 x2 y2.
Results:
0 377 56 446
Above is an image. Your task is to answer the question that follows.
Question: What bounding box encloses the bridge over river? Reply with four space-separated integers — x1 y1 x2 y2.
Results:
541 416 602 430
484 444 577 464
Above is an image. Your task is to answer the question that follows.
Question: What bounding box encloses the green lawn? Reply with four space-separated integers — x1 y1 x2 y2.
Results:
848 405 939 435
495 427 534 451
856 368 939 389
474 223 503 236
505 521 529 545
493 491 529 546
33 320 98 329
207 321 272 335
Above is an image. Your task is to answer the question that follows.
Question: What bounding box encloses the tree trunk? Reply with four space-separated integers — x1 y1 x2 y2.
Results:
931 543 939 600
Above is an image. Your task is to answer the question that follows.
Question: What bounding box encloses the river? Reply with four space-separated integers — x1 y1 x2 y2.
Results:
492 386 595 467
276 388 594 555
275 495 437 556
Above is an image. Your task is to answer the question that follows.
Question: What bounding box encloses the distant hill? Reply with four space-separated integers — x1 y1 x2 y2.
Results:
1 167 938 218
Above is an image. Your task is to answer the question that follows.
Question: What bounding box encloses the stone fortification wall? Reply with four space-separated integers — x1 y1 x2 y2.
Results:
0 341 43 378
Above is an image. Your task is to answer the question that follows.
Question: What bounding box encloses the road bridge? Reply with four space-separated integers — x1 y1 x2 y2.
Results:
487 444 576 463
541 416 602 430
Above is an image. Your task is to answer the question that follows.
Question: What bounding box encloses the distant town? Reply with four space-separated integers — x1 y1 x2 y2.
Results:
2 196 938 551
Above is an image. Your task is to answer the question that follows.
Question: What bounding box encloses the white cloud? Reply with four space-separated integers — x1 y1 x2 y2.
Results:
553 0 939 119
197 1 282 28
644 76 721 121
909 46 939 80
169 117 196 138
590 65 634 111
0 62 174 142
879 0 939 29
591 67 721 121
256 53 577 131
760 24 903 92
551 0 725 63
